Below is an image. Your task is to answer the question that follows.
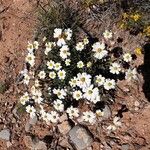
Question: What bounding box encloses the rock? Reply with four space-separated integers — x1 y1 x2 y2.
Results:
69 125 93 150
58 121 71 135
102 105 112 120
0 129 10 141
35 141 47 150
29 116 37 125
6 141 12 148
121 144 130 150
23 136 47 150
92 142 101 150
25 116 37 132
59 136 72 149
59 113 68 123
23 136 33 149
25 122 31 132
12 107 19 118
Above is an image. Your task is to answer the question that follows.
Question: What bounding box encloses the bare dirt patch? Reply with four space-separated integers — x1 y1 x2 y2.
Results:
0 0 150 150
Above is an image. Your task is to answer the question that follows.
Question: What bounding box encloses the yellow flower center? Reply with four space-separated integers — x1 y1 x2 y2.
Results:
81 77 85 82
88 90 93 94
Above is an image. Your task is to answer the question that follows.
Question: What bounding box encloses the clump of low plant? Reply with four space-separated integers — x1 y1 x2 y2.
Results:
36 0 79 40
18 28 138 125
118 0 150 37
0 82 8 94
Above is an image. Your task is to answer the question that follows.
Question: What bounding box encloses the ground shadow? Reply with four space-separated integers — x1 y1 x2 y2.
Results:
139 43 150 102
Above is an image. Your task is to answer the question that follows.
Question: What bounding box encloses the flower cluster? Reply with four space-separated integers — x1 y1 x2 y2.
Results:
19 28 138 125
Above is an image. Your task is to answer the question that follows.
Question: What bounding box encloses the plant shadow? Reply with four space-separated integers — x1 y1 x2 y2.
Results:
138 42 150 102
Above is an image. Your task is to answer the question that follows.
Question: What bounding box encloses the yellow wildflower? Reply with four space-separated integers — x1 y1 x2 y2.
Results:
123 13 128 19
135 47 142 55
119 22 126 29
130 14 141 22
144 26 150 36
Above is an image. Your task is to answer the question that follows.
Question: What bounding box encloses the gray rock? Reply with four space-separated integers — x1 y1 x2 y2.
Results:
102 105 112 120
25 116 37 132
121 144 130 150
25 122 31 132
29 116 37 125
23 136 47 150
69 125 93 150
12 107 19 118
35 141 47 150
0 129 10 141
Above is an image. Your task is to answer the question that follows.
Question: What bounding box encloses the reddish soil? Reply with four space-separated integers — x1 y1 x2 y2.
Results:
0 0 150 150
0 0 36 149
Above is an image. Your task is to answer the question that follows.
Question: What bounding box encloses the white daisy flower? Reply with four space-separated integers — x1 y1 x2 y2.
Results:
27 42 34 53
57 38 66 47
60 45 70 59
25 53 35 67
82 111 96 124
95 75 105 86
73 90 82 100
35 79 40 87
45 42 56 55
123 53 132 62
33 41 39 49
49 111 59 123
54 63 62 71
107 116 121 132
65 59 71 66
53 99 64 112
38 71 46 79
53 28 66 46
77 61 84 68
103 30 112 39
86 61 92 68
109 62 121 74
104 79 116 90
92 42 108 60
83 84 100 104
76 42 84 51
66 106 79 119
64 28 72 40
69 77 78 87
49 71 56 79
20 92 30 105
58 70 66 80
32 90 43 104
26 105 36 118
23 74 30 85
53 88 67 99
47 60 55 70
125 68 137 81
83 37 89 45
41 112 50 123
77 72 91 90
54 28 62 38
